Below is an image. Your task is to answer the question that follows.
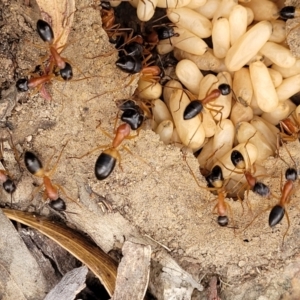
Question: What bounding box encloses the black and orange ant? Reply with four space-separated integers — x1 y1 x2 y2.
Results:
71 122 135 180
24 142 76 211
279 109 300 142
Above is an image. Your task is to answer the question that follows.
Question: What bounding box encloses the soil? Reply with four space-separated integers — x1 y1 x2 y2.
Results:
1 0 300 299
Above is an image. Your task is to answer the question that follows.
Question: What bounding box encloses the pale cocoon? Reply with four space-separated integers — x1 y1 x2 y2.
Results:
261 100 296 125
212 119 235 162
194 0 220 19
198 74 218 99
215 142 258 179
156 39 174 55
157 0 191 7
225 21 272 71
137 79 162 100
137 0 158 21
175 59 203 95
241 0 278 21
268 68 282 88
249 61 279 113
229 5 248 45
169 89 206 150
272 60 300 78
167 8 212 38
212 17 230 59
129 0 139 7
197 138 214 170
171 27 208 55
206 72 232 121
212 0 237 23
152 99 173 124
250 94 263 116
250 116 277 152
276 74 300 101
230 102 253 126
173 48 222 71
269 20 286 43
232 67 253 106
236 122 274 161
155 120 174 144
202 108 217 137
259 42 296 68
245 7 254 26
163 80 183 107
186 0 206 9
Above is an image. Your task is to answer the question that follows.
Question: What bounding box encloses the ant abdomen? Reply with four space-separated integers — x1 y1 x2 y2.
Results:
36 19 54 43
3 179 16 194
24 151 43 175
269 205 285 227
231 150 246 169
95 149 117 180
183 100 203 120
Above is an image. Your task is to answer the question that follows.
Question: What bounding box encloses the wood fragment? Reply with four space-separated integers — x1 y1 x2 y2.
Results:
44 266 88 300
112 241 151 300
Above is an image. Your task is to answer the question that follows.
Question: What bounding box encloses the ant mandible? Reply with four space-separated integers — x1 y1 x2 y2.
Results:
24 142 75 211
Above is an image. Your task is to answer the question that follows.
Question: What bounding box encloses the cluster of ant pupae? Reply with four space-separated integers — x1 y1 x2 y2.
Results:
9 1 300 244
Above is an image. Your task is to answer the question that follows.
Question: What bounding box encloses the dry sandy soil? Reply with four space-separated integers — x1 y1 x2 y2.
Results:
1 0 300 299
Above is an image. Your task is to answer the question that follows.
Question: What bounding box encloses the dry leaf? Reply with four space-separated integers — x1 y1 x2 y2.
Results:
2 208 117 297
35 0 76 49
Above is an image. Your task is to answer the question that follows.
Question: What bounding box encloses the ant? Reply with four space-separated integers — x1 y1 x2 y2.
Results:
36 19 73 81
71 122 134 180
117 99 145 130
24 142 75 211
186 155 234 227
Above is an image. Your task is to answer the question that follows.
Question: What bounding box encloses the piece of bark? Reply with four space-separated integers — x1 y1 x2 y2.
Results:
112 241 151 300
0 210 49 300
44 266 88 300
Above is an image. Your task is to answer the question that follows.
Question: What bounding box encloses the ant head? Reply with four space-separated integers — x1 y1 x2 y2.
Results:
183 100 203 120
231 150 246 170
100 1 111 10
121 108 144 130
16 78 29 92
115 55 142 74
218 83 231 96
279 6 296 19
218 216 228 226
206 165 224 188
253 182 270 197
118 99 136 111
122 43 144 58
36 20 54 43
3 179 16 194
60 62 73 81
49 198 66 211
24 151 43 175
269 205 285 227
285 167 297 181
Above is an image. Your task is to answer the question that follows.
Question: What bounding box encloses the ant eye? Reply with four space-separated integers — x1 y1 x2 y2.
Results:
36 20 54 43
16 78 29 92
60 63 73 81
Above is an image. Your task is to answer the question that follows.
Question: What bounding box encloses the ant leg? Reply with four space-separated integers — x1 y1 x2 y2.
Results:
69 144 111 160
29 183 44 202
46 142 69 177
282 210 290 246
54 184 82 207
